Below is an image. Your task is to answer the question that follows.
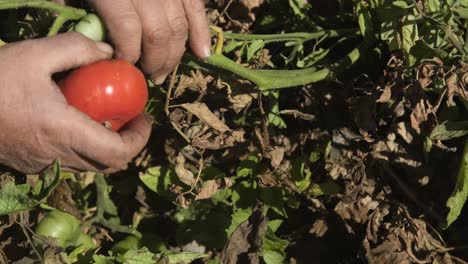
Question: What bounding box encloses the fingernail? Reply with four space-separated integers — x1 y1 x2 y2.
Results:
95 41 113 55
153 73 168 85
202 46 211 58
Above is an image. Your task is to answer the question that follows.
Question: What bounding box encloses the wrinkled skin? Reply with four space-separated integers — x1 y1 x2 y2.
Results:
0 33 152 173
56 0 212 84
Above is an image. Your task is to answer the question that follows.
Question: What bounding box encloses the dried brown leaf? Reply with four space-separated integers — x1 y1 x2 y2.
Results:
175 154 196 186
195 180 219 200
180 102 230 133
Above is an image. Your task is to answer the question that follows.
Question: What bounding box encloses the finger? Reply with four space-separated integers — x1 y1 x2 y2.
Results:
30 32 113 74
182 0 211 59
65 107 152 171
134 0 188 83
89 0 142 63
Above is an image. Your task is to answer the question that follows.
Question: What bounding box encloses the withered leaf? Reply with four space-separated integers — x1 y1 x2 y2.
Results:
195 180 219 200
220 204 267 264
180 102 230 133
175 154 196 186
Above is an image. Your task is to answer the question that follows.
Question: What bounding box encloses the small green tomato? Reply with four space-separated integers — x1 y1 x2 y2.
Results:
35 210 82 248
72 13 106 41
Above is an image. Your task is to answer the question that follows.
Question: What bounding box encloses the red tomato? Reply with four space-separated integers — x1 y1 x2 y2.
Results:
60 59 148 131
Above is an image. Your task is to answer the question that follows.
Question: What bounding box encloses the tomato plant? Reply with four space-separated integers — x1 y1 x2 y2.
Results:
60 59 148 131
35 210 93 249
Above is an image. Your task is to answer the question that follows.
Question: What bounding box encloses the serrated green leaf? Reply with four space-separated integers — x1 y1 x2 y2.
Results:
247 39 265 61
0 182 37 215
444 139 468 228
430 121 468 140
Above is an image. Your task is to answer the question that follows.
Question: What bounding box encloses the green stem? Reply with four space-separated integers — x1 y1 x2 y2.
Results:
90 174 142 239
223 28 359 43
203 41 366 90
0 0 87 36
0 0 86 19
48 14 68 36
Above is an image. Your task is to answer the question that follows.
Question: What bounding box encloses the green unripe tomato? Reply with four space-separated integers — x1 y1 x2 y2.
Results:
111 235 143 255
35 210 82 248
72 13 106 41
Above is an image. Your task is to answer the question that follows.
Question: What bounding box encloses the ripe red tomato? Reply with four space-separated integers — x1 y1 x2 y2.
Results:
60 59 148 131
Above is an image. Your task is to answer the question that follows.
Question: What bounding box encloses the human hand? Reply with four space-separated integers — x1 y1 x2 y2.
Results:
88 0 212 84
0 33 152 174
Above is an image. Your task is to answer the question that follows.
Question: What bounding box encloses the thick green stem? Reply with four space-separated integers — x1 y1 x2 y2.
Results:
203 41 366 90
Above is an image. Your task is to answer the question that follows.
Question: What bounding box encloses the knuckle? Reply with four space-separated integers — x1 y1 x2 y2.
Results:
168 16 188 40
145 27 171 47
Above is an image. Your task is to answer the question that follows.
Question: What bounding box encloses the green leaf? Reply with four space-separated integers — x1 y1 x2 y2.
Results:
139 166 177 195
290 159 312 192
247 39 265 61
224 40 242 53
401 14 419 66
392 1 414 9
268 219 283 232
92 255 114 264
119 248 155 264
430 121 468 140
356 1 375 41
236 155 260 178
36 160 61 201
164 252 208 264
427 0 441 12
444 139 468 228
0 182 37 215
261 228 288 264
226 208 253 237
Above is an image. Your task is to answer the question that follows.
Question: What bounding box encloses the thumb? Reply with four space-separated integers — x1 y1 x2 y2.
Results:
33 32 113 74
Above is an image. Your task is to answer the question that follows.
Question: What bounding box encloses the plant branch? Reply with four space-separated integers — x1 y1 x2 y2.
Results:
223 28 359 43
0 0 87 36
0 0 86 19
85 174 142 239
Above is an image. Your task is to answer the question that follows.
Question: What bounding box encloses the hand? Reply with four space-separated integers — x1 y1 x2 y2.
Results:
0 33 152 174
88 0 212 84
